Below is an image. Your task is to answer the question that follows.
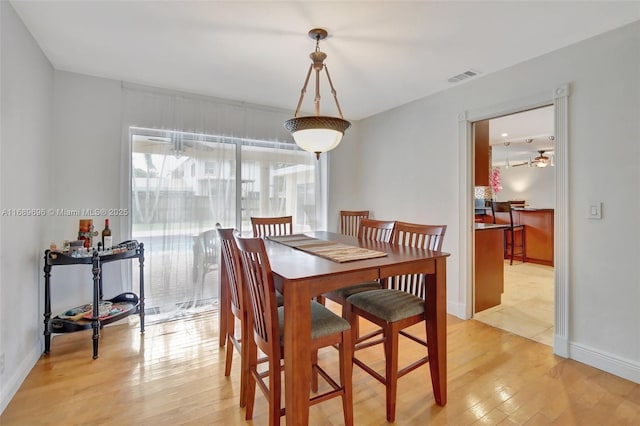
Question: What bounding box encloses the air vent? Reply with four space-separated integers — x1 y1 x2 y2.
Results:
447 69 481 83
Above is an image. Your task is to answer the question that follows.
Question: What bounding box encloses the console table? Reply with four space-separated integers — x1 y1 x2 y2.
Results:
43 241 145 359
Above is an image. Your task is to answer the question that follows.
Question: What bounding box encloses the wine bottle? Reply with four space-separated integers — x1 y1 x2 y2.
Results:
102 218 113 249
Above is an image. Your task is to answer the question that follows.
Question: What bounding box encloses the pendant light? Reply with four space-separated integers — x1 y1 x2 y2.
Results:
504 142 511 168
284 28 351 159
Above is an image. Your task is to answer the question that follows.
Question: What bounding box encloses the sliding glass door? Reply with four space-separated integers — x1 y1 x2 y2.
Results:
131 127 320 322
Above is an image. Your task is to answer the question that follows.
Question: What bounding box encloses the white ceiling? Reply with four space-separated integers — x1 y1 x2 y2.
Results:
11 1 640 122
489 105 555 166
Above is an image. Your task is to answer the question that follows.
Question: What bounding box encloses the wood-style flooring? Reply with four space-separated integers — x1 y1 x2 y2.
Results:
2 303 639 425
474 261 554 346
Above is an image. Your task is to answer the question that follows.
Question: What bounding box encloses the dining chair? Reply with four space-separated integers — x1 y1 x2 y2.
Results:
340 210 369 237
217 227 285 407
250 215 293 238
345 221 447 422
235 235 354 426
216 227 249 406
491 201 526 265
324 218 396 336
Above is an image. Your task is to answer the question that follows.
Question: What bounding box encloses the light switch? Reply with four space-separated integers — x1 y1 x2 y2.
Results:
589 202 602 219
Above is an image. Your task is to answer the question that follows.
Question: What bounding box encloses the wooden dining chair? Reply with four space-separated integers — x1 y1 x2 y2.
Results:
217 227 285 407
250 215 293 238
235 235 354 426
216 227 249 406
324 218 396 336
345 221 447 422
340 210 369 237
491 201 526 265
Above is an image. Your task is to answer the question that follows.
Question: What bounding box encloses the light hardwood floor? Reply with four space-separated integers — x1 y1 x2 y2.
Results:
2 304 639 425
474 261 554 346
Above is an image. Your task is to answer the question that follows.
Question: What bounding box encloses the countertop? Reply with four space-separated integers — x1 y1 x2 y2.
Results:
512 207 554 212
475 223 509 231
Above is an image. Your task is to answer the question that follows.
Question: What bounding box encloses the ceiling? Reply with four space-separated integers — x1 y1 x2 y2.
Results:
489 105 555 167
11 1 640 121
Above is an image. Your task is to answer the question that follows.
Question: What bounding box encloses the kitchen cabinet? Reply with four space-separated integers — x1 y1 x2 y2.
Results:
474 223 507 312
474 120 490 186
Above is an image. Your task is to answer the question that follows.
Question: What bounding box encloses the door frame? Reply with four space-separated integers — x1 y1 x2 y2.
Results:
457 84 570 357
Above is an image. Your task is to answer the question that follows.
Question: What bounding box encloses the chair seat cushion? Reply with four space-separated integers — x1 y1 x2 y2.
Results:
278 301 350 343
332 281 382 300
347 289 425 322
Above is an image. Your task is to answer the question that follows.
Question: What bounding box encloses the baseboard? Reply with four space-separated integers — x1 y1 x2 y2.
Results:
569 341 640 384
0 342 41 415
447 300 469 320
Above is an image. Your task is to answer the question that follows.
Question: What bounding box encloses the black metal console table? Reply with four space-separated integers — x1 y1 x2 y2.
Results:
43 241 145 359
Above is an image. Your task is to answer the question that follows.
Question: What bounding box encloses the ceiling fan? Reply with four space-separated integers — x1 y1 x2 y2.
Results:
532 150 552 167
507 149 554 168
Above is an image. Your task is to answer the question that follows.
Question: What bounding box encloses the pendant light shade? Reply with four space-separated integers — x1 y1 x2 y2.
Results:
284 28 351 159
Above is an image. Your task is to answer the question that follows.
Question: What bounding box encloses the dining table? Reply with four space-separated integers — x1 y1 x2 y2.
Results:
219 230 449 425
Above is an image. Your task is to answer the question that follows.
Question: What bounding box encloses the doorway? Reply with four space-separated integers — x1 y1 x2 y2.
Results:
458 84 570 357
472 106 556 345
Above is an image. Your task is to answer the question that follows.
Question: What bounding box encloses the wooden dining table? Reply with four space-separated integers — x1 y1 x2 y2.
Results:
218 231 449 425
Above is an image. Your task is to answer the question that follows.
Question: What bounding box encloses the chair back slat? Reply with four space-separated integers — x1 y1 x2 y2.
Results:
217 228 243 315
392 222 447 251
340 210 369 237
389 221 447 296
251 216 293 238
235 236 280 355
357 218 395 243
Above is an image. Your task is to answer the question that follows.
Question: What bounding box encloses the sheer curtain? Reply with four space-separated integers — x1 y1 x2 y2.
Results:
121 84 325 322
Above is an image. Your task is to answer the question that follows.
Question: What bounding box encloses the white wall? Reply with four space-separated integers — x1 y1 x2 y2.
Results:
494 165 555 208
2 5 639 414
0 2 54 413
330 21 640 382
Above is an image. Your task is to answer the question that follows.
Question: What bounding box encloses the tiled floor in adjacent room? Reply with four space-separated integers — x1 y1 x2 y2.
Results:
473 261 554 346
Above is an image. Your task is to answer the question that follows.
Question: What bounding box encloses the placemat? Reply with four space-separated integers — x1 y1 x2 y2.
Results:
267 234 388 263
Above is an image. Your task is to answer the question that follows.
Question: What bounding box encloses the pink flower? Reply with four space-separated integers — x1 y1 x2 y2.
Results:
490 167 502 194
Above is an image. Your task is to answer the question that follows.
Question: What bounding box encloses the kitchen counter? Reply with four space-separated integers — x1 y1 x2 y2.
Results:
474 223 505 312
475 223 509 231
481 207 554 266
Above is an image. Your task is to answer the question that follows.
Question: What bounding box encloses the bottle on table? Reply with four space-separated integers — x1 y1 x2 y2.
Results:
102 218 113 250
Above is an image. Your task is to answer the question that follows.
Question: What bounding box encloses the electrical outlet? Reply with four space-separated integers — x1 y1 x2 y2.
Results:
0 353 5 374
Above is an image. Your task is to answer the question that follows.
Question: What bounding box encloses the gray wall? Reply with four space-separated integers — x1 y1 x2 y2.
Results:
329 21 640 381
1 1 54 412
2 3 639 413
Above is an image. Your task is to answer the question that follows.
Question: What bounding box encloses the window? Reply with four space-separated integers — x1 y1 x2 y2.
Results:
130 127 323 321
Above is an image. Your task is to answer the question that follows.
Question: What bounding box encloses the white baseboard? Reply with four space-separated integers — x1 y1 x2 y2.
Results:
569 341 640 384
447 300 469 320
0 342 41 415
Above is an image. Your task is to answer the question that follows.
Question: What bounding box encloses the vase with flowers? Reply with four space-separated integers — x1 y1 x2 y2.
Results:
489 167 502 200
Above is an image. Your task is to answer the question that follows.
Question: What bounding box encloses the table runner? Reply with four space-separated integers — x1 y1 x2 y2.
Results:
267 234 388 263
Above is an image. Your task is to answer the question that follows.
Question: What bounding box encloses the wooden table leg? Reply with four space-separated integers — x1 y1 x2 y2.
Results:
284 282 312 425
425 257 447 406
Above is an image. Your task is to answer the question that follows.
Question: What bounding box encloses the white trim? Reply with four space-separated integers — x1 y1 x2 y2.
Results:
552 84 570 357
458 84 570 357
569 342 640 384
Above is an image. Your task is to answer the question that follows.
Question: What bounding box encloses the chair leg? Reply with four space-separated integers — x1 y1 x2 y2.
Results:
384 324 400 423
339 329 354 426
224 316 235 377
509 230 514 265
311 350 319 393
239 314 248 407
244 340 258 421
341 301 359 340
268 355 281 426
